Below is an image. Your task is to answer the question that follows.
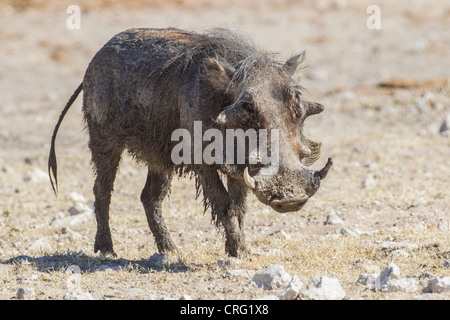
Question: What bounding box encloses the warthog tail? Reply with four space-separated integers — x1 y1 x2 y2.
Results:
48 83 83 196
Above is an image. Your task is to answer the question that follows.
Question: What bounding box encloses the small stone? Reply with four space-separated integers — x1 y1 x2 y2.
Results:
439 114 450 136
382 278 420 293
68 202 91 215
325 214 344 226
374 263 400 290
443 260 450 268
278 275 304 300
250 264 292 290
268 230 291 240
299 276 345 300
63 288 94 300
147 253 169 269
179 294 192 300
50 211 91 227
224 269 255 279
355 273 378 286
66 192 86 203
423 276 450 293
27 237 52 252
437 221 449 232
340 227 358 237
362 174 376 189
389 249 409 258
59 227 83 241
23 168 47 183
16 287 35 300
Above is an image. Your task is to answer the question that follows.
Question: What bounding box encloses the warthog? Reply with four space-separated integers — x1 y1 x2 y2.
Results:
49 28 332 257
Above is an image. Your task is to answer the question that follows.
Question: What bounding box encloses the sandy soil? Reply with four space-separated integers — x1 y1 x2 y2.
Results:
0 0 449 301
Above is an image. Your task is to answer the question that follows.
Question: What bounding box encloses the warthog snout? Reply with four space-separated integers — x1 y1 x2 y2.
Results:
244 157 333 213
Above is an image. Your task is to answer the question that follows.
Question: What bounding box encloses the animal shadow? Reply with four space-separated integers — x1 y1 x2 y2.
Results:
2 251 192 274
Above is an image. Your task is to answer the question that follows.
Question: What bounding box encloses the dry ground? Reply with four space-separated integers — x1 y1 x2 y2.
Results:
0 0 449 300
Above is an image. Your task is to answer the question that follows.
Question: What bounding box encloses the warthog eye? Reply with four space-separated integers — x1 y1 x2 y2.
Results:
293 92 302 118
241 102 255 112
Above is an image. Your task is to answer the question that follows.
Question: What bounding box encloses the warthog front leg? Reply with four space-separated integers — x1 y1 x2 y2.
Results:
198 170 248 257
141 170 176 253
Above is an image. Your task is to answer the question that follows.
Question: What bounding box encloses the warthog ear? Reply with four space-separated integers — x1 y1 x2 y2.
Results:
204 58 235 91
283 51 306 78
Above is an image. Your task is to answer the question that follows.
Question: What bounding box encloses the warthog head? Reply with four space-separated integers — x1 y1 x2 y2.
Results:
206 51 332 213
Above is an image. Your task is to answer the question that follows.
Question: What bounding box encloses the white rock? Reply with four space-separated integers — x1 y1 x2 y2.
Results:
278 275 304 300
355 273 378 287
340 227 358 237
59 227 83 241
63 288 94 300
23 168 47 183
423 276 450 293
66 192 86 203
268 230 291 240
27 237 52 252
68 202 91 215
439 114 450 136
362 174 376 189
250 264 292 290
325 214 344 226
147 253 169 269
225 269 255 279
382 278 420 293
50 211 92 227
16 287 35 300
299 276 346 300
374 263 400 290
389 249 409 258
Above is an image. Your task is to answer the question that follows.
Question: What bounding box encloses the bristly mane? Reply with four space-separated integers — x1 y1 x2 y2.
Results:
161 28 284 83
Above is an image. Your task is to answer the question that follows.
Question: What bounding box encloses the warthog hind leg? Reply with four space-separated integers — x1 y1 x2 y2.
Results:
91 142 123 256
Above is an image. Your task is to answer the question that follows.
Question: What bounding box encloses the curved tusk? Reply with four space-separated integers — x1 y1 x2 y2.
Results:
299 194 310 201
216 111 227 125
315 157 333 180
243 167 256 190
